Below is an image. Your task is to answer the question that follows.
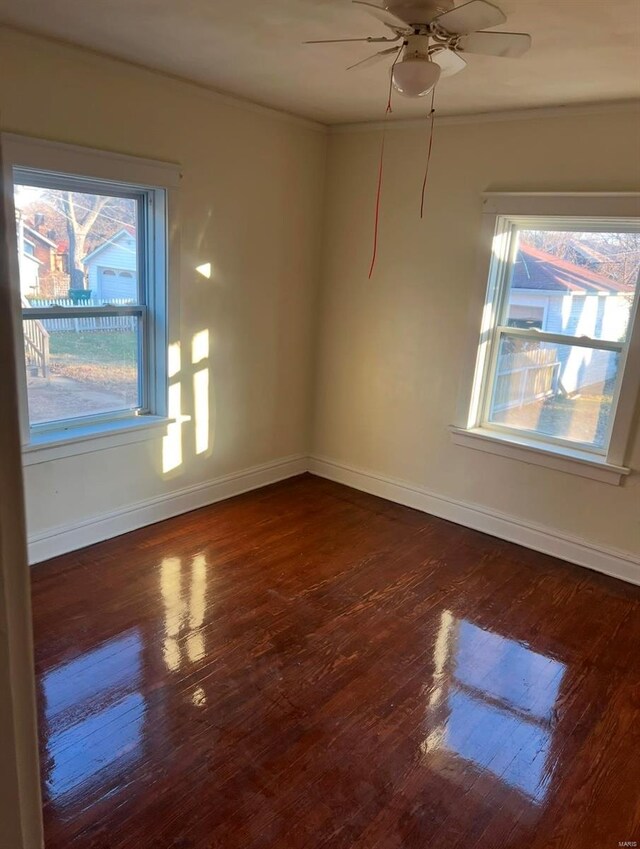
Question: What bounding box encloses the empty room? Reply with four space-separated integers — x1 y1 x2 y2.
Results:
0 1 639 847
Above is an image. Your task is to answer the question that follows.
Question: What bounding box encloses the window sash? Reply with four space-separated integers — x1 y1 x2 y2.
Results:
481 329 627 459
23 306 145 319
14 167 148 308
22 305 149 427
490 325 624 353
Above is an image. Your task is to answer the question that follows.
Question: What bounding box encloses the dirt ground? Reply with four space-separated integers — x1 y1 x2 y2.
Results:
27 375 135 424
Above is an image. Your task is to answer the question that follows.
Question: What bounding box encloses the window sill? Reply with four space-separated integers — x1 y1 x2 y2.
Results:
22 416 173 467
449 426 630 486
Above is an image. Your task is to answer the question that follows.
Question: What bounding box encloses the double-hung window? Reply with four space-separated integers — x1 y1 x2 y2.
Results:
1 134 179 461
453 194 640 485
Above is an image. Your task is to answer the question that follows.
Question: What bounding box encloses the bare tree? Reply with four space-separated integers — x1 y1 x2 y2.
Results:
60 193 109 290
520 229 640 286
594 232 640 286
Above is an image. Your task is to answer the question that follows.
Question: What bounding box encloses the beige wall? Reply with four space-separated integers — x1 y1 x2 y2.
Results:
0 28 327 544
313 109 640 557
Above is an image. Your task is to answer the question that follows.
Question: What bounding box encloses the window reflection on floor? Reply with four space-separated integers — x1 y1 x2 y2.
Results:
423 612 565 804
160 554 208 672
42 631 145 802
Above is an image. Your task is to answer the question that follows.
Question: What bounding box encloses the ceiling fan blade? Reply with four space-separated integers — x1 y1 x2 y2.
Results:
347 45 401 70
430 47 467 77
456 30 532 57
305 35 399 43
432 0 506 34
352 1 410 31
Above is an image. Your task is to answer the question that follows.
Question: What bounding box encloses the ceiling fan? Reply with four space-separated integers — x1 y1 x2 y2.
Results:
306 0 532 98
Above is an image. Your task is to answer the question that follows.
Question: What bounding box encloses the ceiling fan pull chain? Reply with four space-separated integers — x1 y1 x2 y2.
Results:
369 50 403 279
368 131 386 280
420 88 437 220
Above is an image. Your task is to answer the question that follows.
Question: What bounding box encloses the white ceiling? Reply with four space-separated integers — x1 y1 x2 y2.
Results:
1 0 639 124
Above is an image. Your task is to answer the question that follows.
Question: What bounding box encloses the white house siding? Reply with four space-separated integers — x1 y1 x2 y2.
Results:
551 294 627 394
508 289 626 395
551 293 630 340
85 235 138 301
19 253 40 297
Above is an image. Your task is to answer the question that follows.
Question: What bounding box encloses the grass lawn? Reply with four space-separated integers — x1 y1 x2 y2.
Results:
48 330 138 394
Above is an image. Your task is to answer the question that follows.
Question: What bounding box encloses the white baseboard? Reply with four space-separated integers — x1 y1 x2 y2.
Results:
28 454 307 564
308 455 640 587
29 450 640 587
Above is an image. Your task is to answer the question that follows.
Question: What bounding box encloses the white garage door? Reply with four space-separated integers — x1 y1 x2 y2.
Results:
98 267 137 301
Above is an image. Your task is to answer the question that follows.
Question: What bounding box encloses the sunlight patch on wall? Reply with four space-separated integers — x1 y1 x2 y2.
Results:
196 263 212 279
167 341 181 379
163 381 184 473
193 370 209 456
163 341 190 475
192 330 209 365
192 330 210 456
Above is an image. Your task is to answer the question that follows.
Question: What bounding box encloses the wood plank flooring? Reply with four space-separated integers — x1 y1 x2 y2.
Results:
31 474 640 848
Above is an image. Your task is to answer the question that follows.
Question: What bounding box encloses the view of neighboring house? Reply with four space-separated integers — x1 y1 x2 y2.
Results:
16 193 136 301
17 219 137 302
505 241 634 396
18 245 41 298
508 242 633 337
17 217 65 298
83 228 138 301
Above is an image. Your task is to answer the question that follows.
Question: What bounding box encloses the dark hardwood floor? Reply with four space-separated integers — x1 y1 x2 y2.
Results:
31 474 640 849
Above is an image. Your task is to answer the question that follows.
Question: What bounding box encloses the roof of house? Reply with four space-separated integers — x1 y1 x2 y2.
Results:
513 243 633 294
23 224 57 248
83 228 136 264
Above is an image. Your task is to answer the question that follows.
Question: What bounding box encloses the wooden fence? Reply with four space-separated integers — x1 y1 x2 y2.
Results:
493 346 560 412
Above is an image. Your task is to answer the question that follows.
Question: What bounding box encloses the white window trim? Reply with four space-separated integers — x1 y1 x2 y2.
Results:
22 415 175 467
1 133 181 459
453 193 640 486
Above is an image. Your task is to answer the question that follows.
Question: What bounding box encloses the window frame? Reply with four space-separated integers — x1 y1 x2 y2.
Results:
452 193 640 485
1 133 181 457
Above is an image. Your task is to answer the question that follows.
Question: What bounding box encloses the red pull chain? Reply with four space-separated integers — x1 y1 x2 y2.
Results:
368 49 402 280
368 131 387 280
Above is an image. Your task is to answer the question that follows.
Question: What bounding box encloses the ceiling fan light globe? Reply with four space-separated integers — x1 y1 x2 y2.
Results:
392 57 441 97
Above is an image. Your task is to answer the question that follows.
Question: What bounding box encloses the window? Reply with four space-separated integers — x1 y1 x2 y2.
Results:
453 194 640 484
506 305 544 330
2 134 180 459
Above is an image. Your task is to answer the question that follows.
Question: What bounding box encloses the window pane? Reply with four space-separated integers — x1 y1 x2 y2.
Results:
487 335 620 449
505 230 639 342
24 317 141 425
14 182 139 306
